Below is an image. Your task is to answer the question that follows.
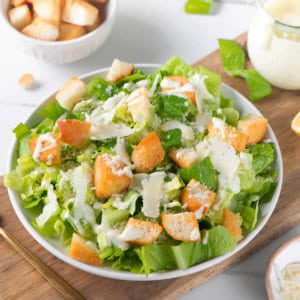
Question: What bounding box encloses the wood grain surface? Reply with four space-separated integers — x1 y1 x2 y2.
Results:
1 33 300 300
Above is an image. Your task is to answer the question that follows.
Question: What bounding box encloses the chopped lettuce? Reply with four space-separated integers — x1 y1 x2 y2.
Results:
179 156 218 191
184 0 213 14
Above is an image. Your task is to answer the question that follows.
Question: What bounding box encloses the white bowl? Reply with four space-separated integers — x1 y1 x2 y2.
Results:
266 235 300 300
6 65 283 281
0 0 117 64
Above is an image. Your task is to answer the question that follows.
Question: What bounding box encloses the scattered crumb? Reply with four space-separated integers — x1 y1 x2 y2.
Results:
18 73 34 89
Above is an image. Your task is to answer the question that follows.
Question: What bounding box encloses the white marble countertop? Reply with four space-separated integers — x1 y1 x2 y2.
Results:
1 1 299 299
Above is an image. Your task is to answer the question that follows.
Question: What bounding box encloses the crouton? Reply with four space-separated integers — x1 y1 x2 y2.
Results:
87 0 107 3
29 133 61 166
69 233 103 266
168 148 197 169
62 0 98 26
120 218 163 246
8 4 32 31
32 0 62 25
57 22 86 40
55 77 86 110
221 208 243 241
162 212 201 242
94 154 132 198
208 117 248 152
181 179 216 219
57 119 91 147
237 115 268 145
11 0 28 7
106 59 135 83
126 86 150 123
161 75 196 104
131 131 165 173
85 16 101 32
18 73 34 89
22 18 59 41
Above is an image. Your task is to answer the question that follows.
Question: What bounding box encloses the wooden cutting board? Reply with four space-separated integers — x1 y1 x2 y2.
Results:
1 33 300 300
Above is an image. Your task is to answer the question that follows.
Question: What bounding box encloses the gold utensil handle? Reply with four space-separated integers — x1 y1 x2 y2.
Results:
0 227 85 300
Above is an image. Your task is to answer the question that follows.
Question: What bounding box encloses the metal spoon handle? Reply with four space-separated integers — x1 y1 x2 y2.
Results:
0 227 85 300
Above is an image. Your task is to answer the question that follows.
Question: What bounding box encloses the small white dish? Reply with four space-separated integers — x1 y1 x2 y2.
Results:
266 235 300 299
0 0 117 64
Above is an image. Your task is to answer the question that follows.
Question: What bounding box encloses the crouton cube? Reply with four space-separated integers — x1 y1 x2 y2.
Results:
181 179 216 219
57 22 86 40
22 18 59 41
18 73 34 89
55 77 87 110
29 133 61 166
87 0 107 3
94 154 132 198
32 0 62 25
131 131 165 173
237 115 268 145
208 117 248 152
85 16 101 32
120 218 163 246
57 119 91 147
161 75 196 104
168 148 197 169
69 233 103 266
221 208 243 241
106 59 135 83
8 4 32 31
11 0 28 7
62 0 99 26
162 212 200 242
126 86 150 123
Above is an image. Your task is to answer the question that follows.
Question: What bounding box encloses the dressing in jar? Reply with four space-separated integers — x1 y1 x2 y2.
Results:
247 0 300 90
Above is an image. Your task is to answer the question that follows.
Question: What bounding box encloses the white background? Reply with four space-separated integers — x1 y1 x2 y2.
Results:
1 1 299 299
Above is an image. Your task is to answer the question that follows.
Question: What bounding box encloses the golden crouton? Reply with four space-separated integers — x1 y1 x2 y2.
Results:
85 16 101 32
32 0 62 25
131 131 165 173
22 18 59 41
57 22 86 41
181 179 216 218
94 154 132 198
8 4 32 31
106 59 135 83
120 218 163 246
69 233 103 266
168 148 197 169
55 77 87 110
162 212 200 242
237 115 268 145
57 119 91 147
208 117 248 152
161 75 196 104
11 0 28 7
18 73 34 89
126 86 150 122
62 0 99 26
221 208 243 241
29 133 61 166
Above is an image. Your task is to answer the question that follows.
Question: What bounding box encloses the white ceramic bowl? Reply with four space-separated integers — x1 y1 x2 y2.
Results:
6 65 283 281
0 0 117 64
266 235 300 300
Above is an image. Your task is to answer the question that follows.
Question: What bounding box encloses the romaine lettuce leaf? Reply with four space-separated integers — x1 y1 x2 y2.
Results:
246 143 275 175
179 156 218 191
159 55 197 78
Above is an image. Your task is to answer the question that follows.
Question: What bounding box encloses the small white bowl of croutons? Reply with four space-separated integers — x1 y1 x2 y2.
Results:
0 0 117 64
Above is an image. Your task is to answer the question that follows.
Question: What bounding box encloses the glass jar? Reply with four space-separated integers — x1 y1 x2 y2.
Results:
247 0 300 90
